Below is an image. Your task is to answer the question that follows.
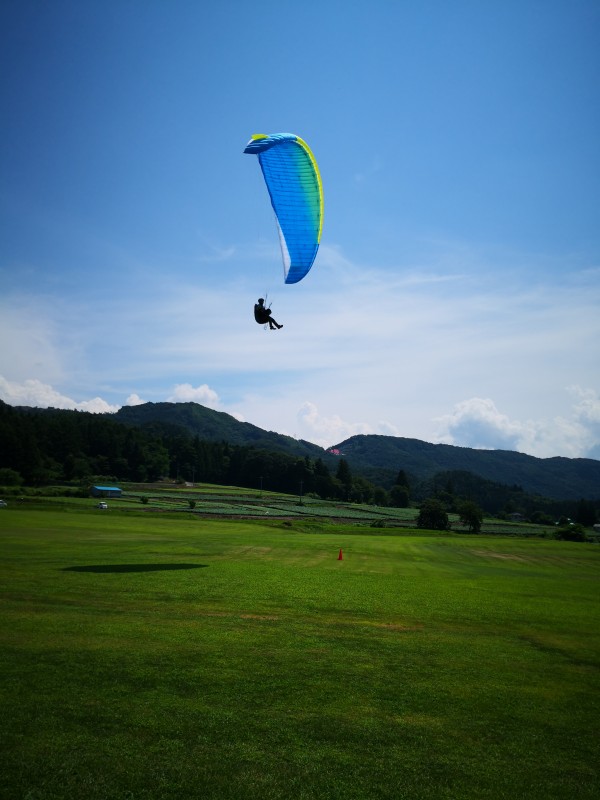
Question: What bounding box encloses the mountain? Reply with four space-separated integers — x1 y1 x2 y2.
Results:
331 434 600 500
9 400 599 500
115 404 600 500
113 402 325 460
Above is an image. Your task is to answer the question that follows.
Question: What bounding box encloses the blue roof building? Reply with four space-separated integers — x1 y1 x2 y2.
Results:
91 486 122 498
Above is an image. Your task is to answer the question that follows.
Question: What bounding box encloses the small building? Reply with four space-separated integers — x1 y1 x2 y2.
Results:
507 512 525 523
91 485 122 498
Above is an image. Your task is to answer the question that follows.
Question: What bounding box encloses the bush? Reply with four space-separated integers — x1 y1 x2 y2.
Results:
0 468 23 486
555 523 589 542
389 485 409 508
417 499 450 531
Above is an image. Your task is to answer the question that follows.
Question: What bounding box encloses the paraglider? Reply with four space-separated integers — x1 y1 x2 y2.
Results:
244 132 323 286
254 297 282 330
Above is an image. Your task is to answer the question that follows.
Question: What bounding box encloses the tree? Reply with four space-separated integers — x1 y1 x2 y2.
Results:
530 510 554 526
457 500 483 533
417 499 449 531
373 487 389 506
336 459 352 499
0 467 23 486
395 469 410 489
336 458 351 484
575 498 597 527
389 484 410 508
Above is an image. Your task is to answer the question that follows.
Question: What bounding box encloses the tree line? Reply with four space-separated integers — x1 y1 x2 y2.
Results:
0 402 385 502
0 402 597 524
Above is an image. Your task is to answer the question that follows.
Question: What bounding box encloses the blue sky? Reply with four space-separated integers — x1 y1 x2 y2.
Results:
1 0 599 459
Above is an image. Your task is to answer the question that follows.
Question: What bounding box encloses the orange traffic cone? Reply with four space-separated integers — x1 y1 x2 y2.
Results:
338 548 343 560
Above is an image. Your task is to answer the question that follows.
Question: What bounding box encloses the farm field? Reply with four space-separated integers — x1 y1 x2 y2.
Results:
8 481 560 536
0 504 599 799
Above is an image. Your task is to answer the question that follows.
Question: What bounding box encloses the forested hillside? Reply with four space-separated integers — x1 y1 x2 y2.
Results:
1 400 598 521
114 402 323 459
333 434 600 501
0 401 361 500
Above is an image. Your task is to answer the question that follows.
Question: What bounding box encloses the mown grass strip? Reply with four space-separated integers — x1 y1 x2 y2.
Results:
0 507 598 799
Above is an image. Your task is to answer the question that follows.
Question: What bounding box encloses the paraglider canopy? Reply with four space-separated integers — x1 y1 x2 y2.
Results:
244 132 323 284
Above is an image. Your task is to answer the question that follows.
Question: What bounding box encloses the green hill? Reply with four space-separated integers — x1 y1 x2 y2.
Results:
332 434 600 500
114 402 324 459
114 403 600 500
5 400 599 501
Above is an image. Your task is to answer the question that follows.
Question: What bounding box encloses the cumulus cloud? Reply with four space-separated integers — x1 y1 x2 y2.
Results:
436 391 600 459
125 393 146 406
568 386 600 459
296 401 399 447
167 383 221 408
0 376 246 421
164 382 246 420
0 375 119 413
435 398 523 451
2 243 599 461
569 385 600 426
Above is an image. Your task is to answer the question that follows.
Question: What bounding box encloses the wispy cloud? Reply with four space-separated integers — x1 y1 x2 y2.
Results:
0 298 68 384
1 243 598 459
194 234 236 263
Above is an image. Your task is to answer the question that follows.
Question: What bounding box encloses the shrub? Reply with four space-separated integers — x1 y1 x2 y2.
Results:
0 468 23 486
417 499 449 531
555 523 589 542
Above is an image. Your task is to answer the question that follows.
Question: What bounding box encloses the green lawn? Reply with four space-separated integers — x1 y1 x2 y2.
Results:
0 506 598 799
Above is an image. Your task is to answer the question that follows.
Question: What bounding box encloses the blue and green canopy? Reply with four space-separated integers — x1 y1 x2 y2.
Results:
244 132 323 284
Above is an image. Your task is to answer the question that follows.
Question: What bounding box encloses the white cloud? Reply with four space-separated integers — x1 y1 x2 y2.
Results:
125 393 146 406
568 386 600 459
296 401 373 446
0 375 119 413
569 385 600 425
0 376 245 421
167 383 221 408
2 371 599 461
435 392 600 459
76 397 120 413
296 401 400 448
2 242 599 460
435 398 523 451
0 299 68 384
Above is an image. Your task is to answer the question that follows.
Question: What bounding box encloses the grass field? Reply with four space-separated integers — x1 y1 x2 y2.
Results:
1 503 599 799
